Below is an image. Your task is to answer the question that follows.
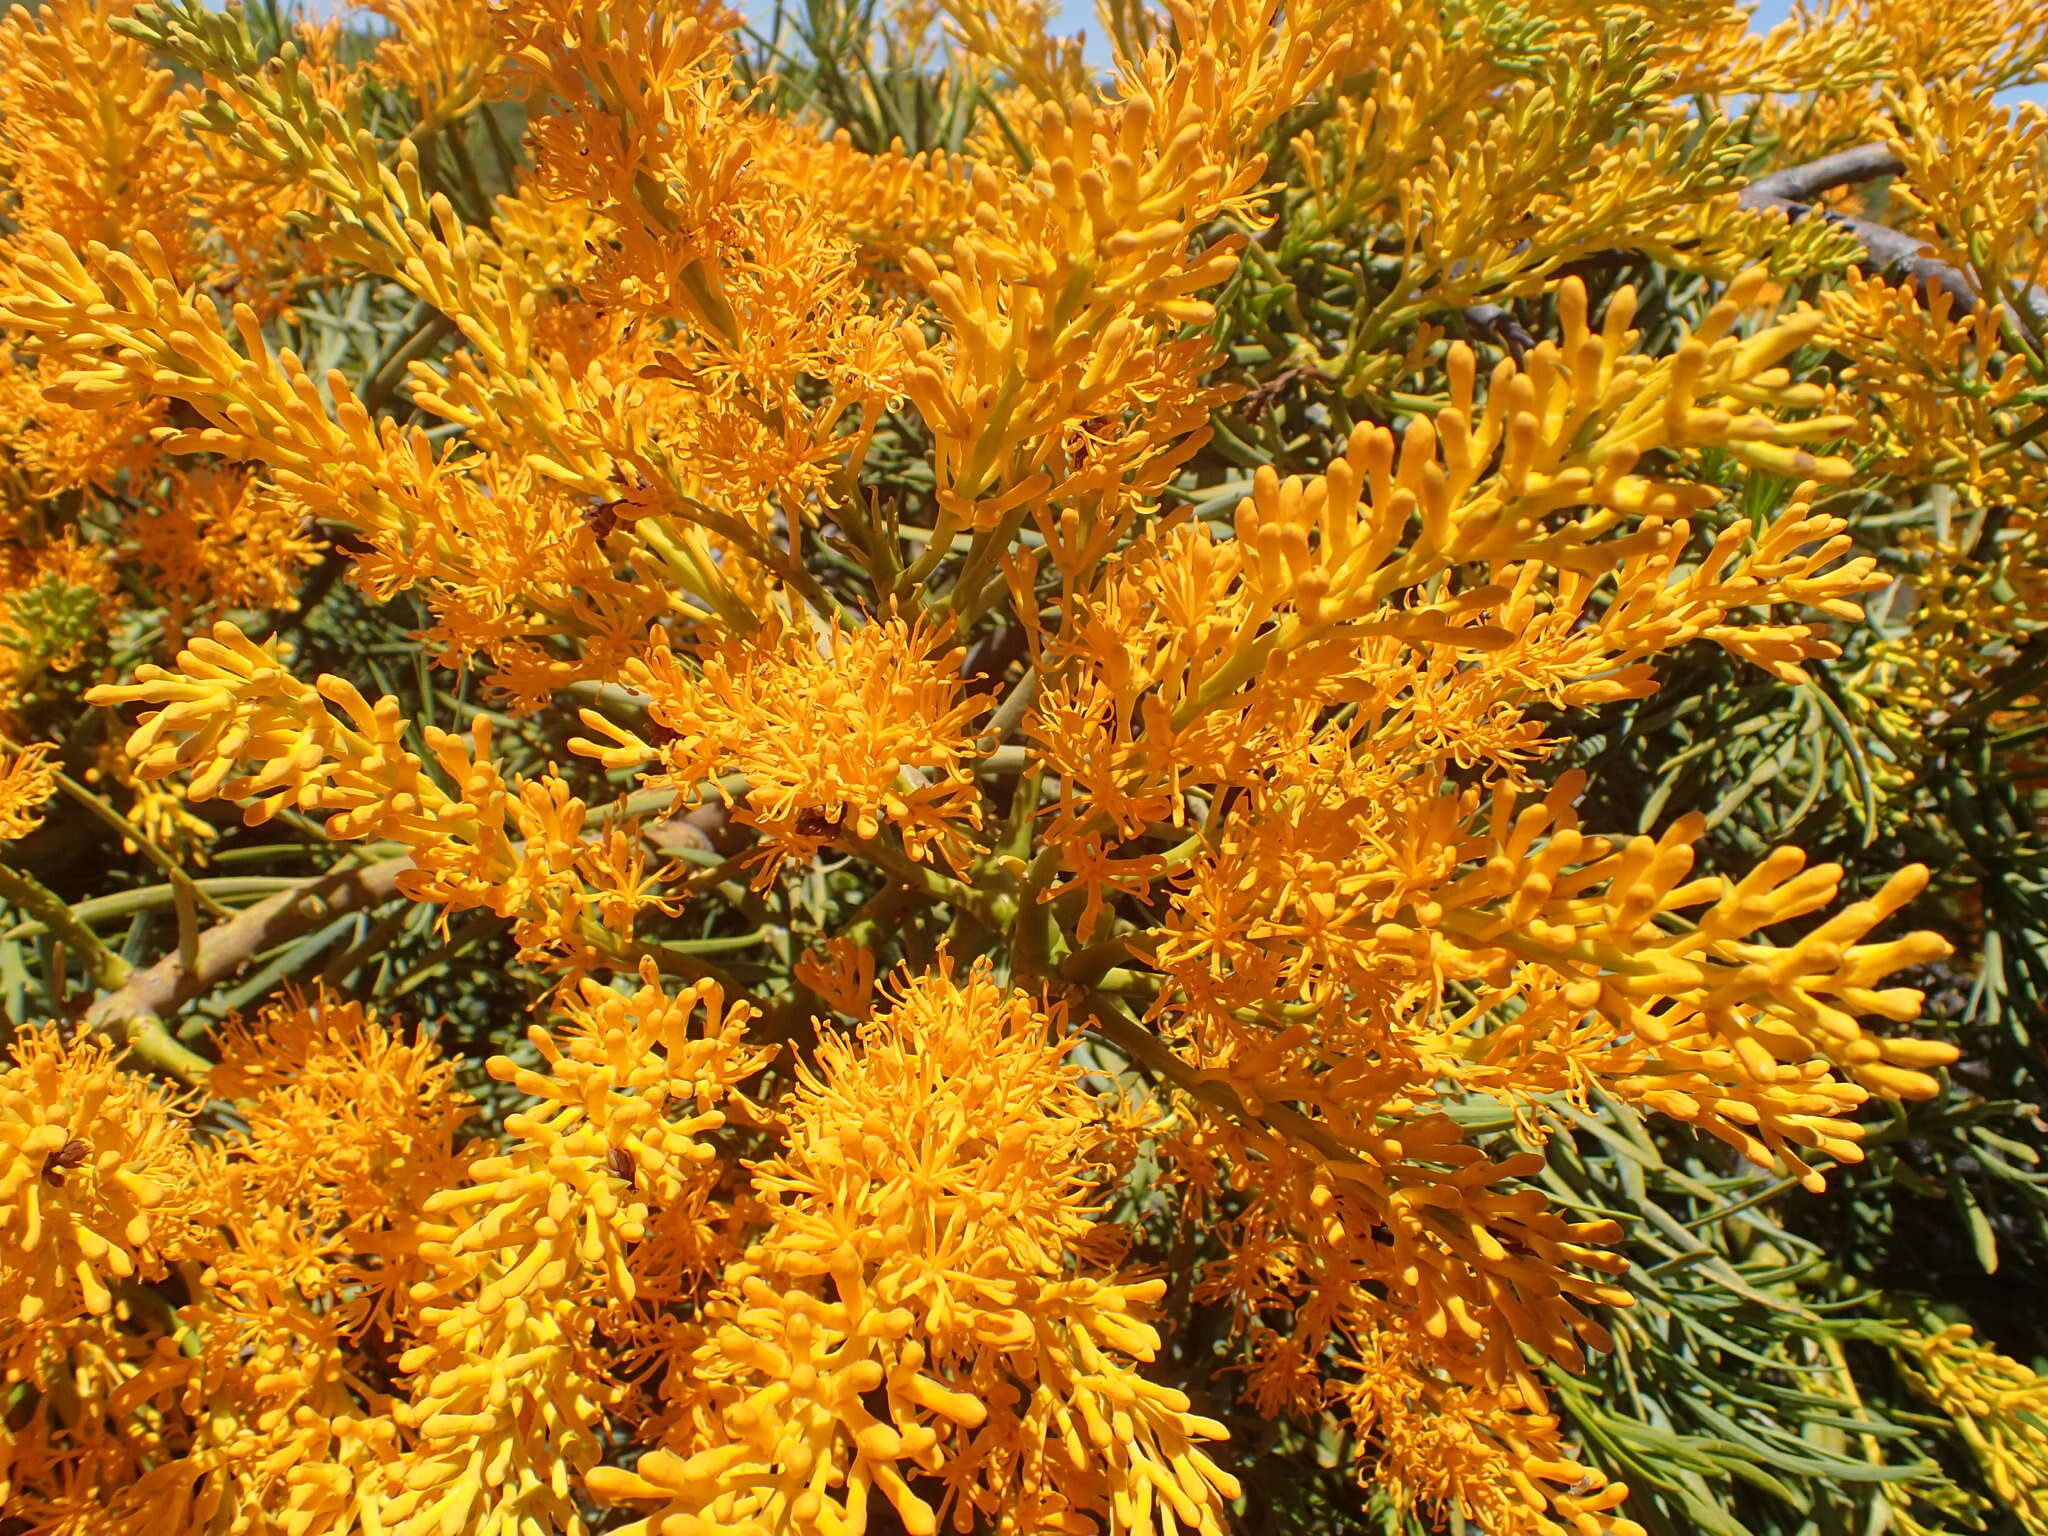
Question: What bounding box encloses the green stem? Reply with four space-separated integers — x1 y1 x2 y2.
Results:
840 833 1015 931
975 668 1039 756
360 302 457 416
0 864 131 991
113 1013 216 1086
2 877 305 940
14 743 233 921
1059 933 1135 987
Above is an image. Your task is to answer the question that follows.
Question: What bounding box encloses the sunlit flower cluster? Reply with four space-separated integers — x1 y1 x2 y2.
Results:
0 0 2035 1530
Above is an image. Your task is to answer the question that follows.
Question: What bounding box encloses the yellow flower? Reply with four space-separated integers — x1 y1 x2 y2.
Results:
125 466 326 630
0 1027 199 1332
90 620 690 964
210 986 478 1333
1899 1326 2048 1536
1342 1324 1646 1536
0 0 2030 1525
574 614 990 879
420 963 769 1308
368 967 765 1536
595 959 1240 1536
0 740 58 840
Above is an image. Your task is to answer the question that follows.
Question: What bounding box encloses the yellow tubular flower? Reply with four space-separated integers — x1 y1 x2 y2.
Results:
594 959 1240 1536
367 0 503 132
1160 765 1952 1191
0 741 58 840
88 621 685 962
209 987 479 1334
89 740 220 865
420 964 768 1307
0 1027 199 1334
376 968 765 1536
124 467 326 630
747 121 980 281
1898 1326 2048 1536
0 351 164 503
380 1286 614 1536
934 0 1090 103
90 1207 402 1536
486 0 906 597
1342 1325 1646 1536
1022 273 1861 848
572 614 990 879
0 0 2024 1524
0 0 207 268
2 230 694 684
876 0 1373 595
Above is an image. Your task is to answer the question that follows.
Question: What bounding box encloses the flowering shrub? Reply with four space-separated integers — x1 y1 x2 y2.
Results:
0 0 2045 1532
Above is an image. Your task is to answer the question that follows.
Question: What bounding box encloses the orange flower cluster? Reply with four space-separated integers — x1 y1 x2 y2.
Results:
0 0 2026 1530
573 614 990 878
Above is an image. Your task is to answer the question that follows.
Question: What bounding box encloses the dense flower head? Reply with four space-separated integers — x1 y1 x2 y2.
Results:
593 958 1240 1536
574 613 991 878
1341 1324 1646 1536
420 962 770 1307
0 0 2037 1531
1895 1327 2048 1536
0 740 58 840
90 621 690 964
0 1027 200 1331
207 987 479 1331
